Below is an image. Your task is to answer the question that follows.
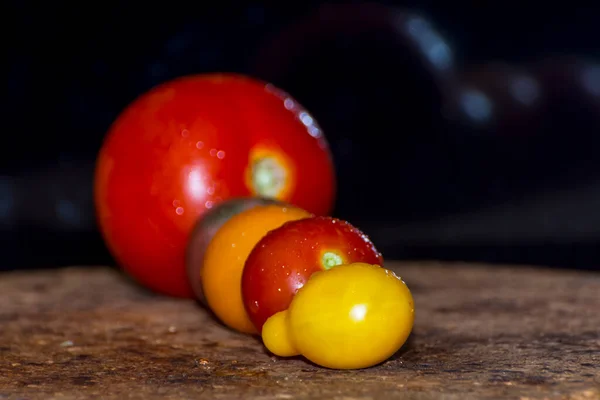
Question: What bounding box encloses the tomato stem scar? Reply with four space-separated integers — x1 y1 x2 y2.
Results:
322 252 343 270
252 157 287 198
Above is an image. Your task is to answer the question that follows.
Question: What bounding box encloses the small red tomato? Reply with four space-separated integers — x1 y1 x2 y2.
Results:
186 196 283 304
241 216 383 332
95 73 335 298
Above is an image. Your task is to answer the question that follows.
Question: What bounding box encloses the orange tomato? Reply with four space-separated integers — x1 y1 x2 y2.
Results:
202 204 312 334
186 197 283 305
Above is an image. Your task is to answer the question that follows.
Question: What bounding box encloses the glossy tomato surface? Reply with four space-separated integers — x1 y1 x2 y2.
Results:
186 196 283 304
231 81 336 216
262 263 415 369
242 216 383 332
201 204 312 333
95 73 336 298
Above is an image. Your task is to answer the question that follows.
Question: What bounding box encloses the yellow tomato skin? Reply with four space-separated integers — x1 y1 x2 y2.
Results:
261 311 299 357
261 263 415 369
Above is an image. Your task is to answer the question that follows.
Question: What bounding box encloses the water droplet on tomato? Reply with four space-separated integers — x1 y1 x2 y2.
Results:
205 200 214 209
299 112 313 127
196 141 204 149
181 129 190 138
216 150 225 159
176 207 184 215
206 186 215 195
284 98 294 110
209 149 218 157
172 200 180 207
308 126 321 138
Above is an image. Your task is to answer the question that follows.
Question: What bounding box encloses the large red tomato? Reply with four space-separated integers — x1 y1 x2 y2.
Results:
95 74 335 298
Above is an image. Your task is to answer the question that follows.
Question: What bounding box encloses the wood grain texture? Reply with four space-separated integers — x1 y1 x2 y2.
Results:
1 262 598 400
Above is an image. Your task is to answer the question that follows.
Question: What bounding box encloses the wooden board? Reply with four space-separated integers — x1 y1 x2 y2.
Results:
1 262 598 400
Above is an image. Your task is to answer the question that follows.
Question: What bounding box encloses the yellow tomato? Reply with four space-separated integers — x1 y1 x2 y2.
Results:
261 263 415 369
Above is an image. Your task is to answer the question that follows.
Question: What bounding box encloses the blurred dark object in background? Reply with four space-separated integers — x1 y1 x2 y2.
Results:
3 2 600 271
251 3 456 222
445 62 547 136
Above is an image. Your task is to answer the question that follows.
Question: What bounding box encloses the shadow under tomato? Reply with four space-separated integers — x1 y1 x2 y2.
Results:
258 332 418 371
388 333 416 362
105 263 170 300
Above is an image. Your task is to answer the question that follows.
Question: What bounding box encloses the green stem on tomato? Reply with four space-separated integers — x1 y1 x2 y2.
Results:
252 157 287 198
321 252 343 270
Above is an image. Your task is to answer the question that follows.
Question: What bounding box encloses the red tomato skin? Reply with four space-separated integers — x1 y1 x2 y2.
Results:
95 75 254 298
241 216 383 332
230 81 337 216
95 73 336 298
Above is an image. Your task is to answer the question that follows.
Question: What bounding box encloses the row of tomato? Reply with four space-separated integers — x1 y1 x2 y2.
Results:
93 73 414 369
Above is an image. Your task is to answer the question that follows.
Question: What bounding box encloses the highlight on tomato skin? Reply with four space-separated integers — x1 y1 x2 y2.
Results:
261 262 415 370
241 216 383 333
94 72 337 298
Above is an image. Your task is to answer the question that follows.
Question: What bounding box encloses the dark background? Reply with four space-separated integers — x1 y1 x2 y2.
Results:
3 2 600 271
